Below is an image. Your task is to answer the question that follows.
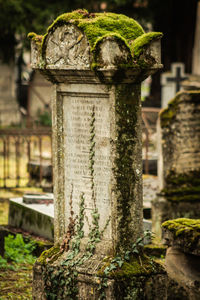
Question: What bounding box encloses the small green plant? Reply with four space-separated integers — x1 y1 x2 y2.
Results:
37 110 52 126
97 230 153 299
0 234 36 269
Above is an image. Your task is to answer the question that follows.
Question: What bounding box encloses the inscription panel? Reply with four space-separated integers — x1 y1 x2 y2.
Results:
63 92 112 239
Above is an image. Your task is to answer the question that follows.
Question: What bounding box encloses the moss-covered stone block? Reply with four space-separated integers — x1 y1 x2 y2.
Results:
33 248 168 300
162 218 200 255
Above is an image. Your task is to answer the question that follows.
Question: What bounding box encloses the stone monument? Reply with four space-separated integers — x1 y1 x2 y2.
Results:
152 90 200 239
29 10 165 299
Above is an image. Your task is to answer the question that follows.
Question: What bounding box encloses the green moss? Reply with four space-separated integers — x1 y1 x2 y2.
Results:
166 194 200 202
114 85 140 251
28 9 162 69
166 170 200 187
162 218 200 240
160 96 179 128
37 245 61 265
144 244 167 258
131 32 163 58
98 254 164 278
27 32 43 46
162 170 200 202
46 10 144 51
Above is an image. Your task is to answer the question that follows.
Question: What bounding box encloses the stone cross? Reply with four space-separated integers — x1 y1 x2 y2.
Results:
161 63 188 108
30 10 162 299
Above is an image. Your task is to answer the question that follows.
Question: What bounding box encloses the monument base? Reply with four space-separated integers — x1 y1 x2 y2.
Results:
152 196 200 240
32 245 171 300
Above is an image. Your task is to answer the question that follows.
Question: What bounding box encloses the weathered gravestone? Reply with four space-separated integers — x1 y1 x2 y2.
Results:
29 10 166 299
152 90 200 239
161 63 188 108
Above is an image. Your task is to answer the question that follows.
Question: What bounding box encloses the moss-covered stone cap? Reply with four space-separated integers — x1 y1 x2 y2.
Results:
28 9 163 72
160 90 200 128
162 218 200 255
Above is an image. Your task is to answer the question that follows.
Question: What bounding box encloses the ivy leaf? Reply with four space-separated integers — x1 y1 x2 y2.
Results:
117 260 124 268
104 266 110 275
109 263 117 272
132 248 139 254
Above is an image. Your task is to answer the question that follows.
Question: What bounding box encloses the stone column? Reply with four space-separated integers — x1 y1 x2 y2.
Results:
30 10 163 299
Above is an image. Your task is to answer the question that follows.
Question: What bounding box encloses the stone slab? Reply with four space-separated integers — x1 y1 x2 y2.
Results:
63 87 112 240
9 198 54 240
23 193 54 204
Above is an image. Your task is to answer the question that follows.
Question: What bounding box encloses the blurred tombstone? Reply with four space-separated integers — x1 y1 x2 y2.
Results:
161 63 188 108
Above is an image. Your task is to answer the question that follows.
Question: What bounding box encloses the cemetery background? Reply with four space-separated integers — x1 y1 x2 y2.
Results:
0 0 199 299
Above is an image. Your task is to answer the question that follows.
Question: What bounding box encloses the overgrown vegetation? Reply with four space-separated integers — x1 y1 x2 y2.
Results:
0 234 37 299
0 233 36 269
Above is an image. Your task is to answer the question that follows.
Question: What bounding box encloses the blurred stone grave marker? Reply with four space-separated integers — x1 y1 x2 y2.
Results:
161 62 188 108
0 62 21 126
153 89 200 239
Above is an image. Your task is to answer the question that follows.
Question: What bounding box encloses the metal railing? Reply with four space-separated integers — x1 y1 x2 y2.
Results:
0 107 160 189
0 127 52 188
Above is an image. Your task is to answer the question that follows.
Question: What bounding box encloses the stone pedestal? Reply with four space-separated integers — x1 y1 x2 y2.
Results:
162 218 200 299
29 10 164 299
153 90 200 239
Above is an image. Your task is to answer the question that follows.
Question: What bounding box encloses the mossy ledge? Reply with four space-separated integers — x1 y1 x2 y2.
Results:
162 170 200 202
28 9 162 69
132 32 163 58
162 218 200 240
37 245 61 265
97 254 164 278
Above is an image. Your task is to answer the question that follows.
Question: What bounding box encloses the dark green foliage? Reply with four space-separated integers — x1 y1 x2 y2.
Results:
37 111 52 127
0 234 36 269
